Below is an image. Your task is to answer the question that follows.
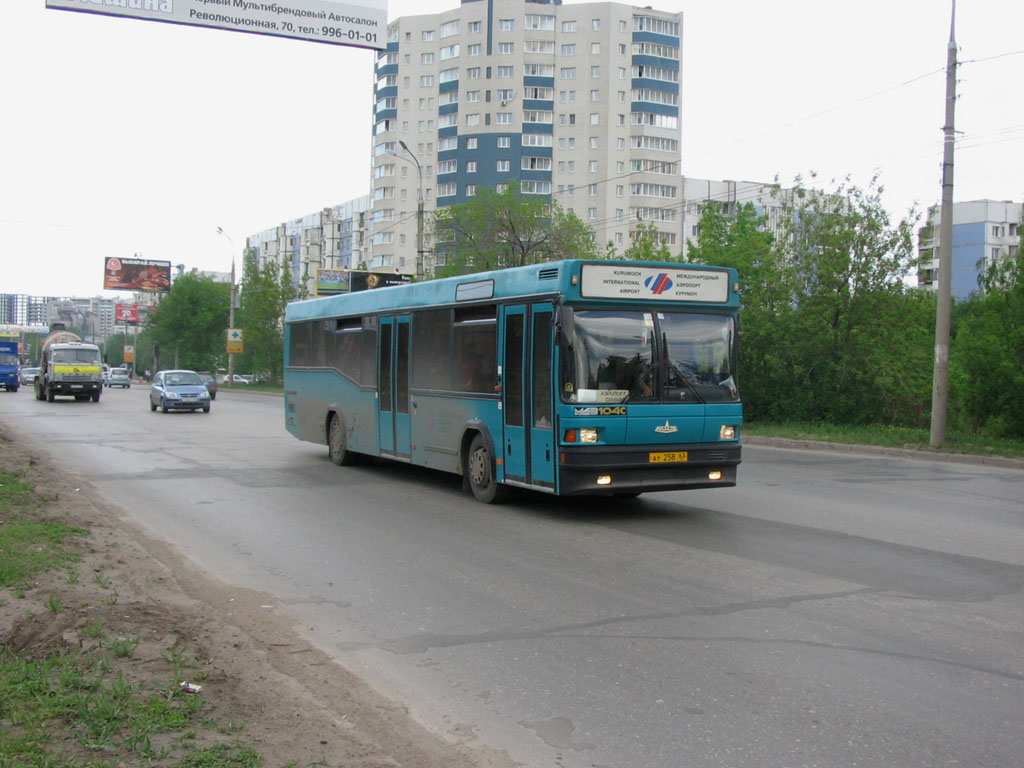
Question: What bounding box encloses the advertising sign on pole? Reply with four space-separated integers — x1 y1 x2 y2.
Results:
46 0 387 51
124 345 135 364
316 269 411 296
226 329 244 355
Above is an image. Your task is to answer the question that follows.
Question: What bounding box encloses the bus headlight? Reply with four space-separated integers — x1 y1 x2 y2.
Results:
720 425 736 440
579 428 599 443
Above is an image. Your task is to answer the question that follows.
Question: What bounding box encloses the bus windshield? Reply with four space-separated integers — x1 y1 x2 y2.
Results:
561 309 738 405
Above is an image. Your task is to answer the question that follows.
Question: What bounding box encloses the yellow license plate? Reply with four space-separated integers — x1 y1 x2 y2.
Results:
649 451 688 463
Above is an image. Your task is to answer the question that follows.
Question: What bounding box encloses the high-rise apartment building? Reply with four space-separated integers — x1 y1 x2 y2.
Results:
370 0 681 276
918 200 1022 299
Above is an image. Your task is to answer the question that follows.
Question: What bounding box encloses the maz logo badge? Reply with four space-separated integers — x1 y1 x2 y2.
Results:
654 421 678 434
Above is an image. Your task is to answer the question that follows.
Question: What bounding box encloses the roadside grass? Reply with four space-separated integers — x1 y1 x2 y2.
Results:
0 468 261 768
743 422 1024 460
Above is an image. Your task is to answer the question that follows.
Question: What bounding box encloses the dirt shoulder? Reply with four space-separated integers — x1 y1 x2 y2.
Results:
0 423 514 768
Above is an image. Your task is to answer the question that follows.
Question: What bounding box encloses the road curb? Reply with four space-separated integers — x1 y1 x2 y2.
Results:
742 435 1024 471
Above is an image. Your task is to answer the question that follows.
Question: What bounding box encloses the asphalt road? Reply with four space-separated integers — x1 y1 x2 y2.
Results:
3 385 1023 768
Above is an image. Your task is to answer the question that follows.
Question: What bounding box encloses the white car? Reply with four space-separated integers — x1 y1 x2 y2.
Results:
106 367 131 388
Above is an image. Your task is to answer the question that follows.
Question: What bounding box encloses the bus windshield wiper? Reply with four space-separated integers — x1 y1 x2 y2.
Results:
663 333 704 403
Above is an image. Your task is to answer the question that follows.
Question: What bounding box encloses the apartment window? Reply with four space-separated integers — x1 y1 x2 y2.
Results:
560 67 576 80
466 184 476 196
523 110 553 123
467 161 477 172
616 209 623 220
440 67 459 83
467 67 481 79
617 138 626 150
422 30 435 41
634 16 680 36
524 86 553 100
440 20 459 37
497 88 515 101
522 156 552 170
497 136 511 148
437 159 457 174
498 42 514 54
498 18 514 30
466 90 481 102
466 137 478 149
420 75 434 87
590 113 599 125
525 40 555 53
466 113 480 126
588 208 597 219
616 162 624 172
440 90 458 105
562 20 577 32
590 89 600 102
632 42 680 59
521 180 552 194
591 43 600 54
468 43 481 56
497 66 514 78
439 136 457 151
618 44 627 55
440 45 459 60
591 66 600 78
561 44 577 56
589 137 599 149
437 182 457 197
468 21 481 33
439 114 458 128
588 183 598 195
592 19 601 30
525 14 555 30
589 161 598 172
567 161 575 172
497 112 513 124
497 160 510 172
522 133 552 147
421 52 435 64
615 232 624 244
524 63 555 77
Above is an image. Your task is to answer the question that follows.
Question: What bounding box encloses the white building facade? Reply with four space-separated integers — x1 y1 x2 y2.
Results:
371 0 682 275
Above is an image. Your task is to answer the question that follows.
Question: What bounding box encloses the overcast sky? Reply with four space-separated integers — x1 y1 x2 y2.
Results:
2 0 1022 299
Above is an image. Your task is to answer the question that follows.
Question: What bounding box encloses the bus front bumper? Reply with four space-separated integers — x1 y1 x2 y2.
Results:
557 443 741 495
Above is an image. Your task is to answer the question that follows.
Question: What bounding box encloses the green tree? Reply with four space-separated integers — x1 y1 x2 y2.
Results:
689 177 929 426
144 272 230 373
620 221 676 262
432 181 597 276
235 249 301 385
950 239 1024 437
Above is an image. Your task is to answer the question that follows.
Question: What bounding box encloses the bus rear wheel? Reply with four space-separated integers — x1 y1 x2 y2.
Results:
467 434 508 504
328 413 357 466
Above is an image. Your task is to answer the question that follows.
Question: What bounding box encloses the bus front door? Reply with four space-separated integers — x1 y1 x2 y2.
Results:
378 316 411 459
502 304 555 490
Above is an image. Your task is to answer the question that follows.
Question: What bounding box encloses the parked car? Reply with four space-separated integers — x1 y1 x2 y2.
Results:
105 367 131 388
19 367 40 385
149 369 211 413
230 374 252 384
196 371 218 399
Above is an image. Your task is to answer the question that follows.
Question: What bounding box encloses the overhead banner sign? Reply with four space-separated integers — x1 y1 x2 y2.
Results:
579 265 731 304
46 0 387 51
115 303 155 325
316 269 411 296
104 258 172 292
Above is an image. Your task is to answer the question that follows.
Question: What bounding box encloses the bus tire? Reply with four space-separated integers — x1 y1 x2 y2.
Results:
466 433 508 504
328 413 357 466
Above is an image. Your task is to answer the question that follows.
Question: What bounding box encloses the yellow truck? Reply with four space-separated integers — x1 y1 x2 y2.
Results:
35 323 103 403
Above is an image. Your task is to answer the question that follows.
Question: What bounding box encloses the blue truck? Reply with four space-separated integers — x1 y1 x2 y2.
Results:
0 340 19 392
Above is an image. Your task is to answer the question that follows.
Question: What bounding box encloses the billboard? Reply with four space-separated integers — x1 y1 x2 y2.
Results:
316 269 412 296
104 258 172 292
46 0 387 51
115 303 156 325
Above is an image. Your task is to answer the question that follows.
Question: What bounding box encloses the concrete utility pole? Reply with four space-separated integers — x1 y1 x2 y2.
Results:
930 1 957 448
398 140 425 281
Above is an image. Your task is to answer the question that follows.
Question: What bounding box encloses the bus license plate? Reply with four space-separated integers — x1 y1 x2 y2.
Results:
649 451 688 463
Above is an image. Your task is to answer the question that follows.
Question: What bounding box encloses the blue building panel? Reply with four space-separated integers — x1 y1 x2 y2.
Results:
439 102 459 116
630 78 678 94
523 76 555 89
631 55 679 72
523 99 554 111
439 80 459 94
631 31 679 46
630 101 677 117
522 123 553 134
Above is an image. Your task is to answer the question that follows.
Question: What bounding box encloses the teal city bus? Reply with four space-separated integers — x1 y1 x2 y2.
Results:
284 260 742 503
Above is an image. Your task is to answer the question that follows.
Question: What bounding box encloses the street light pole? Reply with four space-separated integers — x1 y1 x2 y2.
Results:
398 140 425 281
216 227 236 388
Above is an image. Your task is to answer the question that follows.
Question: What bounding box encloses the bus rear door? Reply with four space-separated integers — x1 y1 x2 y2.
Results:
378 316 411 459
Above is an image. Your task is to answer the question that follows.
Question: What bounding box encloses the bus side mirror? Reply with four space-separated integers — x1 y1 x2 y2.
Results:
554 305 574 349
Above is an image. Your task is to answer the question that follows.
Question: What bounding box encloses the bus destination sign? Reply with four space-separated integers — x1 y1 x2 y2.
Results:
580 264 730 303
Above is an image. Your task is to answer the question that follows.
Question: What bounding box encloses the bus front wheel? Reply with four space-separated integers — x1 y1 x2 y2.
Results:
467 434 508 504
328 413 357 466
